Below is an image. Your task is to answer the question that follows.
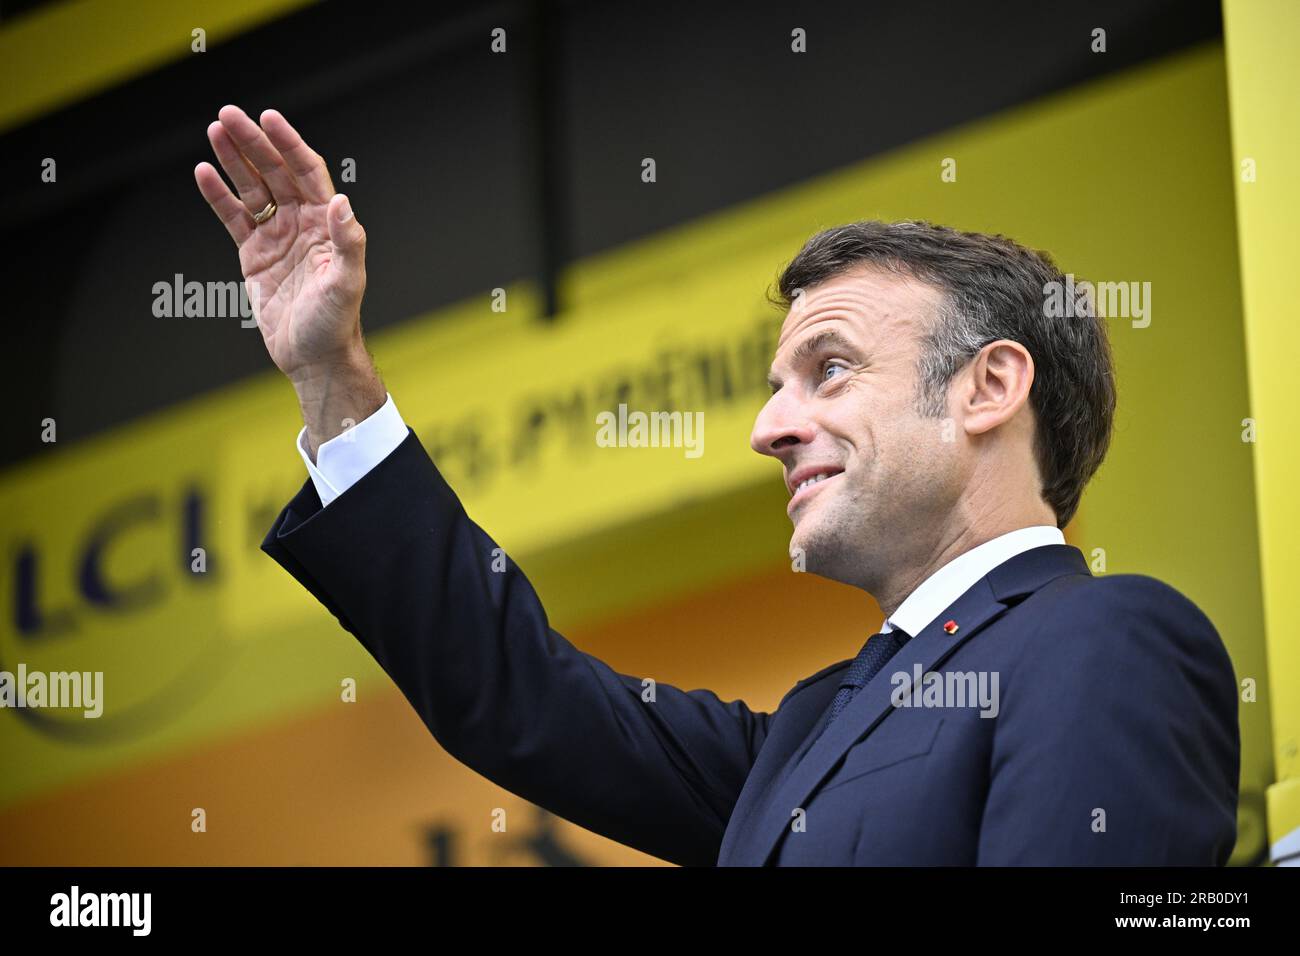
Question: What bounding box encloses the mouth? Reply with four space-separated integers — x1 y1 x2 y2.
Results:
786 467 845 516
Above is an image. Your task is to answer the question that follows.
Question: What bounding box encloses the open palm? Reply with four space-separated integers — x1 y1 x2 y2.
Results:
194 106 366 378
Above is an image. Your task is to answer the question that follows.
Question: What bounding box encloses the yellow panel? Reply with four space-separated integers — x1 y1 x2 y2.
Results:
0 0 318 132
1223 0 1300 864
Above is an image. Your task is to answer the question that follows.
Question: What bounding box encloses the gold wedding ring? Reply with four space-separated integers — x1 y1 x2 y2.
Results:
252 200 278 225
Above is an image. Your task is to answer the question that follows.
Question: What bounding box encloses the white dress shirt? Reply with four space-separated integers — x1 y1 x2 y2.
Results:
297 391 408 507
880 525 1065 637
297 395 1066 629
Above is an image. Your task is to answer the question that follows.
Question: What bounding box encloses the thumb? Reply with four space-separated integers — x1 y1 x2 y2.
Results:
326 193 366 290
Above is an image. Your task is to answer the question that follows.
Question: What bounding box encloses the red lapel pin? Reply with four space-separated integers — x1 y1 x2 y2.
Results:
943 619 959 634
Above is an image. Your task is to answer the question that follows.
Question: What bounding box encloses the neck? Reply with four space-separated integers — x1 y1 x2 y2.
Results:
872 499 1057 618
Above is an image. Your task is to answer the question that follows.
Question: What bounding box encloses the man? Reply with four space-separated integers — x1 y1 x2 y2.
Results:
195 105 1240 866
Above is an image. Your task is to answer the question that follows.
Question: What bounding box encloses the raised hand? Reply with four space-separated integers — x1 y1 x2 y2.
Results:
195 105 385 456
194 105 367 380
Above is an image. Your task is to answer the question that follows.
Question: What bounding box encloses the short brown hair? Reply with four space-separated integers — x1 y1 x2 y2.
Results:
772 219 1116 529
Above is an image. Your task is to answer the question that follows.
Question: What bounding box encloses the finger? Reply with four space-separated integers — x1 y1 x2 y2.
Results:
326 194 366 297
206 121 273 215
259 109 335 204
195 161 254 246
218 104 302 204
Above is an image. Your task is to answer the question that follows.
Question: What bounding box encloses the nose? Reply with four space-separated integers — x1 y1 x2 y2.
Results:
750 390 815 459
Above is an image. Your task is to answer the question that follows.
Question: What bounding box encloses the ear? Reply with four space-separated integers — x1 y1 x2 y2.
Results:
960 340 1035 436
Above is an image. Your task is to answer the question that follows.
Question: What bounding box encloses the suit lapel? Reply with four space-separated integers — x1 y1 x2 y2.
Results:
723 544 1088 866
716 664 847 865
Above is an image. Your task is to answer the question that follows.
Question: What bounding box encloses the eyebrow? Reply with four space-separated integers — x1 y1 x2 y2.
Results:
766 328 861 391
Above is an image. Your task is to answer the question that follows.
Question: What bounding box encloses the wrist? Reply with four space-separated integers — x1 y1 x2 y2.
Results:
292 339 386 460
287 332 371 392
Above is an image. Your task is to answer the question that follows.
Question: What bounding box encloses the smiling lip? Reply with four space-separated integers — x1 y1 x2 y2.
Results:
787 470 844 516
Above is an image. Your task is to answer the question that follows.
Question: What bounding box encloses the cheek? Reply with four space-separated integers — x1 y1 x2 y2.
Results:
841 397 910 458
828 391 880 447
866 411 937 476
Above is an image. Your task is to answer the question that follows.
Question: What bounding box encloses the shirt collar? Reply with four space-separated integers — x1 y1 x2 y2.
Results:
882 525 1065 637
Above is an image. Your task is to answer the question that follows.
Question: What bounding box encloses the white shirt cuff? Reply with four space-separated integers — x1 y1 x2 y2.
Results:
295 392 409 507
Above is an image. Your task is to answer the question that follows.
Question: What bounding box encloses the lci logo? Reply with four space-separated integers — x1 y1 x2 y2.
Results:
2 485 232 743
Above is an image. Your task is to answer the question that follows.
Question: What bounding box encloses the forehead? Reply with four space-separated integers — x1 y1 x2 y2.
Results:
774 263 942 356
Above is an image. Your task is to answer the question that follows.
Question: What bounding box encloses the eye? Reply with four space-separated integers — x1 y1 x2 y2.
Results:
821 360 848 383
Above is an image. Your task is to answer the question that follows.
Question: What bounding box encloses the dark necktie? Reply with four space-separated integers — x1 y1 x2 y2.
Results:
820 626 911 737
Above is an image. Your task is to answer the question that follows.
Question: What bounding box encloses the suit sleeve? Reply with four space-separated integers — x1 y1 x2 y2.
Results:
976 575 1240 865
261 427 771 866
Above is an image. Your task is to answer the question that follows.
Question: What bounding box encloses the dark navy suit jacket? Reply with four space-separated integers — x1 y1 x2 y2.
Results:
261 428 1240 866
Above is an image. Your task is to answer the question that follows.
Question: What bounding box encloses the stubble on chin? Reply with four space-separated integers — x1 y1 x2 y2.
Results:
791 501 855 583
794 486 896 592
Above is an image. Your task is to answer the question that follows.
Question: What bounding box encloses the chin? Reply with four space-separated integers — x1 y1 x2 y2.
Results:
791 502 869 585
790 510 838 571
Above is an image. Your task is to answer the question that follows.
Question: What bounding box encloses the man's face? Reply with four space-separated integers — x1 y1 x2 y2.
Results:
751 265 967 589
